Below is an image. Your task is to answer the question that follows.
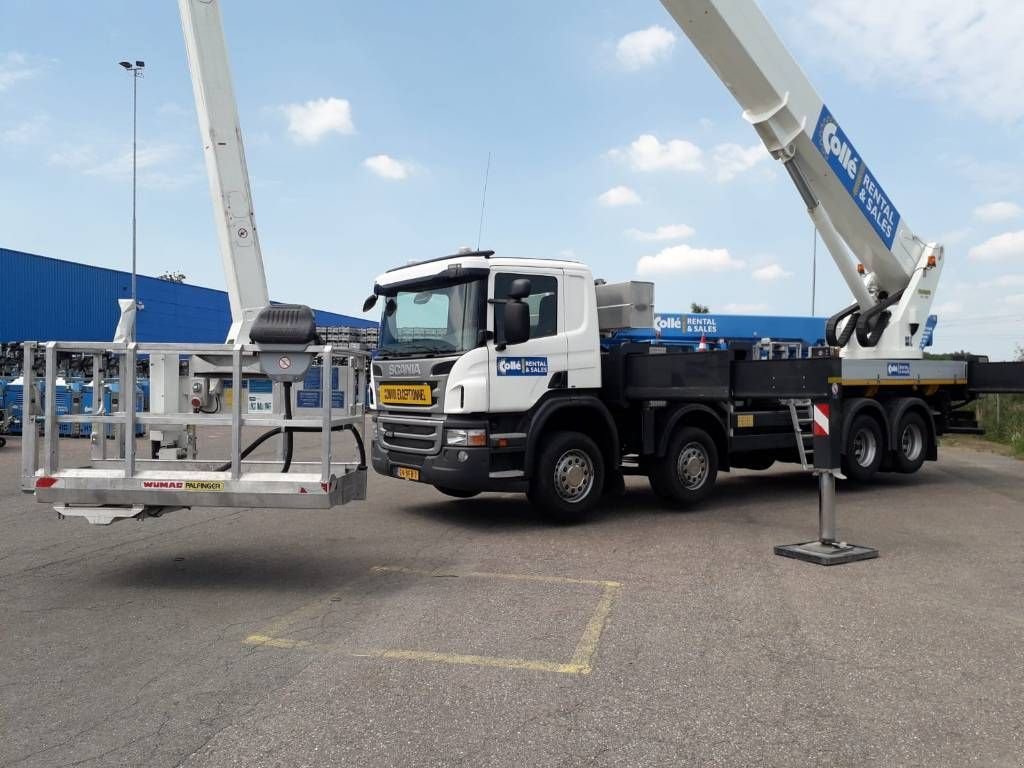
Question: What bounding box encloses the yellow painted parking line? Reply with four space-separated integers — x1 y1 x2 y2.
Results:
243 633 310 649
370 564 621 588
243 565 622 675
568 582 621 674
352 649 582 675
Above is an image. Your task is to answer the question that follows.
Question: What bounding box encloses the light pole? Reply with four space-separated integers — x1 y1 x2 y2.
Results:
119 60 145 332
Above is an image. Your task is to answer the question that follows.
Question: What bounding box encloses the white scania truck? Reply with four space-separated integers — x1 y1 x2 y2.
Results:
364 0 1024 522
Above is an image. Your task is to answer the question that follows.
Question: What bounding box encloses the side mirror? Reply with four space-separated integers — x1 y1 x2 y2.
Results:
503 301 530 346
507 278 532 300
362 294 378 312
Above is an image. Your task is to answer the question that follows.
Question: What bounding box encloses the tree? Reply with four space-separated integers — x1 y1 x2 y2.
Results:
690 302 710 314
158 271 187 283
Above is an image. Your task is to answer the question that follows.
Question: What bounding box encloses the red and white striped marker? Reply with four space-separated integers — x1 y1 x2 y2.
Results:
812 403 830 437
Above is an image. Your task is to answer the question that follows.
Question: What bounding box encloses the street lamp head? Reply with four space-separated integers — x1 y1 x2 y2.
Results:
119 61 132 69
135 61 145 68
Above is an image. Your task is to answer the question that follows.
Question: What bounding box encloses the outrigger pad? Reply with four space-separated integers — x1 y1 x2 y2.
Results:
774 540 878 566
250 304 318 345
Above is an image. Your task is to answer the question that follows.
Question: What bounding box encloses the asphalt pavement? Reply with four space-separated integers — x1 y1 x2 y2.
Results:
2 435 1023 767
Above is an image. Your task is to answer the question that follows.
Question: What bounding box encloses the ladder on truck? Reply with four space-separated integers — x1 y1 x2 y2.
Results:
782 399 815 471
21 340 369 524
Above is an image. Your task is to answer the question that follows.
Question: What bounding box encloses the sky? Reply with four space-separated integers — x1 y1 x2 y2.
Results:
2 0 1024 360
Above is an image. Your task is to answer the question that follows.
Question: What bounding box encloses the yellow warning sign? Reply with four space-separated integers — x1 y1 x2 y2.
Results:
184 480 225 492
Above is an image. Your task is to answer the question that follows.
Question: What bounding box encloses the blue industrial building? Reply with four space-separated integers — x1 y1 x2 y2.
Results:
0 247 376 343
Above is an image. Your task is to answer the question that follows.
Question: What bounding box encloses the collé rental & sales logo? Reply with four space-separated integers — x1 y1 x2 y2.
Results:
887 362 911 377
496 357 549 376
813 105 901 250
654 314 718 337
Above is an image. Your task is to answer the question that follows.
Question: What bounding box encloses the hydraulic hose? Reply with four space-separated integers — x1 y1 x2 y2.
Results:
214 382 367 472
281 382 294 473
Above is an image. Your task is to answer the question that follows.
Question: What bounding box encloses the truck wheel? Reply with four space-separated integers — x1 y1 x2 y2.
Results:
435 486 480 499
894 411 928 474
528 431 605 524
843 414 884 482
653 427 718 507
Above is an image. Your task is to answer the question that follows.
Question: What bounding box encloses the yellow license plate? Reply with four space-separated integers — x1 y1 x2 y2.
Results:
379 383 432 406
395 466 420 482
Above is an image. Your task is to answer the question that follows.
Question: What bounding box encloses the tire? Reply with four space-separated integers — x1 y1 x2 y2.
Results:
652 427 719 507
893 411 928 474
527 431 605 524
435 486 480 499
0 437 6 448
843 414 884 482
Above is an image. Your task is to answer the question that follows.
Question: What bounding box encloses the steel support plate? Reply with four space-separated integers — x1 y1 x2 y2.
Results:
774 540 878 566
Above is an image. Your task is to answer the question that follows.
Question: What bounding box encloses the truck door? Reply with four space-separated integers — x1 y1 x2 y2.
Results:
488 268 567 414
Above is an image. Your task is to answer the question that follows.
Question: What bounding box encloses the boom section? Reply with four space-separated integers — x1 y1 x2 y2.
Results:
659 0 927 298
179 0 270 344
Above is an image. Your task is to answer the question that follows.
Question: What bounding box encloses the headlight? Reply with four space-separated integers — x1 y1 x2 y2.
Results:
445 428 486 447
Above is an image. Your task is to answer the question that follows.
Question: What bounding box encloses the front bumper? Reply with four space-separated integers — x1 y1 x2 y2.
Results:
370 416 526 493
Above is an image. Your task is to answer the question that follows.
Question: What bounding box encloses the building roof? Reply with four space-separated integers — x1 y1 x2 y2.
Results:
1 247 376 343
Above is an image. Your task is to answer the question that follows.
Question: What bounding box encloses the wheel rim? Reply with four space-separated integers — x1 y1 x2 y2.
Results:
852 428 878 468
553 449 594 504
675 442 709 490
900 422 923 462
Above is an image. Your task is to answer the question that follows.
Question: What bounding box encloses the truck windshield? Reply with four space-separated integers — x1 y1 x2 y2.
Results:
377 278 486 358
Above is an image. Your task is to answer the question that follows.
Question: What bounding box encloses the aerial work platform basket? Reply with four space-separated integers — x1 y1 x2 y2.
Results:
21 340 369 525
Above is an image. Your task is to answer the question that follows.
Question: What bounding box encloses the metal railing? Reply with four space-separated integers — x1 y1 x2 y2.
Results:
21 340 369 511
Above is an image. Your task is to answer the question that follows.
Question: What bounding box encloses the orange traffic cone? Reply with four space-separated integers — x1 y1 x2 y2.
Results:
697 334 708 351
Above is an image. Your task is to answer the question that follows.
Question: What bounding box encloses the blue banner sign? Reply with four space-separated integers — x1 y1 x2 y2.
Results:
919 314 938 349
813 105 901 250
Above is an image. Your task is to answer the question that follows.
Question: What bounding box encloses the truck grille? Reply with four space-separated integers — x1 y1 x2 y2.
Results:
379 415 443 455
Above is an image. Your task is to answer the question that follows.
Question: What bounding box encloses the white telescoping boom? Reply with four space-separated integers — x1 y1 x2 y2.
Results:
659 0 943 360
179 0 270 345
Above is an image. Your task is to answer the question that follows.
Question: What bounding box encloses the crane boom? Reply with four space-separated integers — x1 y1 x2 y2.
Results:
660 0 943 359
179 0 270 344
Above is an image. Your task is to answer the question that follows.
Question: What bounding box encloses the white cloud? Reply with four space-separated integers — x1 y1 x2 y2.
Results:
0 52 38 91
968 230 1024 262
363 154 411 180
625 224 695 242
157 101 190 117
932 301 964 316
636 244 744 275
974 201 1022 222
608 134 703 173
723 302 770 314
1 115 46 144
281 97 354 144
712 143 770 182
980 274 1024 289
608 136 768 181
1004 293 1024 306
800 0 1024 122
939 228 971 246
48 142 200 190
752 264 793 282
616 26 676 70
598 186 642 207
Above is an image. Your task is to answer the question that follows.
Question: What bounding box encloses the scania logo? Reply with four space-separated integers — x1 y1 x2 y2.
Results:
387 362 422 376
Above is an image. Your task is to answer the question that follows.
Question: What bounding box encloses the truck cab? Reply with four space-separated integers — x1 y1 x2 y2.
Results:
367 251 613 518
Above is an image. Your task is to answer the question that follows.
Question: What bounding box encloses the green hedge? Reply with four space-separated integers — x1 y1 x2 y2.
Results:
975 394 1024 456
